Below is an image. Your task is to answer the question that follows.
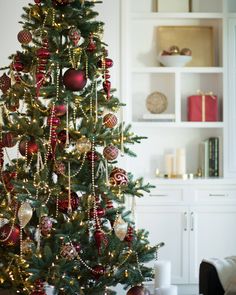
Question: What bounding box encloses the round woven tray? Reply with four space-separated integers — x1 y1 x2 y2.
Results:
146 91 168 114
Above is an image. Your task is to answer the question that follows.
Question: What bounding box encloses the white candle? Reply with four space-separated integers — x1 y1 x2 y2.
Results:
155 285 178 295
165 154 174 178
176 148 186 176
154 260 171 289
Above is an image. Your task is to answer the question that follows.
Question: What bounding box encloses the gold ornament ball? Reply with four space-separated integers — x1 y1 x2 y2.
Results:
169 45 180 55
146 91 168 114
76 136 92 154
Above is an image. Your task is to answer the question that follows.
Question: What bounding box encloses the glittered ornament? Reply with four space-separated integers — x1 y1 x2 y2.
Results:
2 132 17 148
86 151 99 162
98 58 113 69
22 238 34 254
103 113 118 128
69 27 81 46
60 243 77 260
0 224 20 247
54 161 66 175
114 215 128 241
63 68 87 91
127 286 151 295
18 202 33 228
54 104 67 117
92 265 105 280
19 138 39 157
40 216 53 236
0 73 11 93
76 136 91 153
103 144 119 161
58 191 79 213
17 29 32 44
36 48 51 59
109 167 128 186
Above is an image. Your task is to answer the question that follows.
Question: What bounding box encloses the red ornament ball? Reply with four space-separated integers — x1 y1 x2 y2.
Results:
63 68 87 91
58 191 79 213
40 216 53 236
92 265 105 280
98 58 113 69
17 30 32 44
127 286 151 295
86 151 100 162
103 144 119 161
57 130 67 145
19 138 39 157
60 243 77 260
0 73 11 93
34 0 42 4
37 48 51 59
2 132 17 148
103 113 118 128
54 104 67 117
109 167 128 186
47 116 61 127
0 224 20 247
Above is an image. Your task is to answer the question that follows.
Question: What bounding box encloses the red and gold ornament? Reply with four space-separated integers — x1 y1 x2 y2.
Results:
127 286 151 295
124 226 134 246
54 104 67 117
63 68 87 91
86 150 100 162
90 206 106 218
12 55 24 72
94 229 108 255
103 113 118 128
60 243 77 260
0 224 20 247
58 191 79 213
103 144 119 161
57 130 67 145
0 73 11 93
40 216 53 236
19 138 39 157
92 265 105 280
109 167 128 186
2 132 17 148
17 29 32 44
68 27 81 46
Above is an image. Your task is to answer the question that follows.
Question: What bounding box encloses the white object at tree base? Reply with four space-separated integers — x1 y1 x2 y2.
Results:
154 260 171 288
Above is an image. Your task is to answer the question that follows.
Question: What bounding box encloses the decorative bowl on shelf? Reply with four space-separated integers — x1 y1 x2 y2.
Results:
158 55 192 67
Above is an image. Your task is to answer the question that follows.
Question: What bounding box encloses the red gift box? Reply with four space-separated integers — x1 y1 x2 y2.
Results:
187 92 218 122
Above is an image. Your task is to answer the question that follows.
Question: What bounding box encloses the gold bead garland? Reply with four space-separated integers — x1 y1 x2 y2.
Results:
67 162 72 214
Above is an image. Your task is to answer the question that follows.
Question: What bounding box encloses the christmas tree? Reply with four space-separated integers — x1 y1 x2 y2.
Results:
0 1 159 294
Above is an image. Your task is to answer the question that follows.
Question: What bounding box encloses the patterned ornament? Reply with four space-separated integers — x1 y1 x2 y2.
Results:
124 226 134 245
92 265 105 280
103 113 118 128
40 216 53 236
63 68 87 91
18 202 33 228
103 144 119 161
86 151 99 162
22 238 34 254
0 224 20 247
127 286 151 295
58 191 79 213
17 30 32 44
19 138 39 157
76 136 91 153
109 167 128 186
34 0 42 4
69 27 81 46
2 132 17 148
0 73 11 93
54 161 66 175
60 243 77 260
113 215 128 241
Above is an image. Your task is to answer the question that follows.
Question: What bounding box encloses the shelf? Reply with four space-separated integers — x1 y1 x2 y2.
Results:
131 12 224 20
132 67 224 74
132 122 224 128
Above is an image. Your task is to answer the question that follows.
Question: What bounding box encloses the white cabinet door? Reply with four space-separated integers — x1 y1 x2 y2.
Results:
189 205 236 283
135 203 189 283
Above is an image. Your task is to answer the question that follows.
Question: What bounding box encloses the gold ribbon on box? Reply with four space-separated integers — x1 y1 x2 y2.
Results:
197 90 215 122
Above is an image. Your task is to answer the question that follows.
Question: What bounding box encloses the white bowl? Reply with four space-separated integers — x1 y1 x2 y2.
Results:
158 55 192 67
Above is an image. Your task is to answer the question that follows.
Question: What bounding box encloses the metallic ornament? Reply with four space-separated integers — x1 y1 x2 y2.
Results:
76 136 92 153
18 202 33 228
114 215 128 241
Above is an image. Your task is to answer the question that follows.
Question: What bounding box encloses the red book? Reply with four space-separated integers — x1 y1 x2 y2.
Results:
187 94 218 122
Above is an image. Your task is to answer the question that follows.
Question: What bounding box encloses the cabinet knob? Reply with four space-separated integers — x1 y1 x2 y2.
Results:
150 194 168 197
209 193 228 197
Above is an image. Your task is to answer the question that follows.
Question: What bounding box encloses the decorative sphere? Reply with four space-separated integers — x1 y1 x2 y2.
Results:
146 91 168 114
2 132 17 148
109 167 128 186
63 68 87 91
60 243 77 260
180 47 192 56
98 58 113 69
54 104 67 117
36 48 51 59
92 265 105 280
86 151 100 162
19 138 39 157
127 286 151 295
40 216 53 236
47 116 61 127
103 113 118 128
103 144 119 161
54 161 66 175
58 191 79 213
0 224 20 247
0 73 11 93
17 30 32 44
76 136 91 154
